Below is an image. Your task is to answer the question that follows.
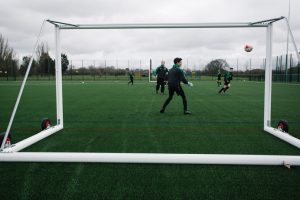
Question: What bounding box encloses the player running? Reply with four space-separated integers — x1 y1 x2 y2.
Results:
218 67 233 94
160 57 193 115
217 70 222 87
154 60 168 94
128 71 134 85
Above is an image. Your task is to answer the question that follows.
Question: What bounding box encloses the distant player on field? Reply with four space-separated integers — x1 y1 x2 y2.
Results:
154 60 168 94
128 71 134 85
160 57 193 115
219 67 233 94
217 70 222 87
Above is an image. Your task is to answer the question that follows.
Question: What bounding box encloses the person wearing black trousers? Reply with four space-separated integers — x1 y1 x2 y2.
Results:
217 70 222 87
154 60 168 94
128 72 134 85
160 57 193 115
219 67 233 93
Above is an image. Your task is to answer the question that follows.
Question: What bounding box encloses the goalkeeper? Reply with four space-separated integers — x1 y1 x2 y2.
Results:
160 57 193 115
219 67 233 93
154 60 168 94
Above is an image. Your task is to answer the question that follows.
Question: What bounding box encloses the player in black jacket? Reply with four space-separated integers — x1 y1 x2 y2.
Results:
154 60 168 94
128 72 134 85
217 70 222 87
160 57 193 115
219 67 233 93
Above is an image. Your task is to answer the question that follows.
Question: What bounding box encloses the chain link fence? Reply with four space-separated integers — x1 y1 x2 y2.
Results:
0 55 299 82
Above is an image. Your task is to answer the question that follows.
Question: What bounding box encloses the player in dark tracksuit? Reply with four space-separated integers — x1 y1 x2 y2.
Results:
160 57 193 115
128 72 134 85
219 67 233 93
154 61 168 94
217 70 222 87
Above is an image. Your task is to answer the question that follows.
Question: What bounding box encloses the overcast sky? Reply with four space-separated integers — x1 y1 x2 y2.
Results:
0 0 299 70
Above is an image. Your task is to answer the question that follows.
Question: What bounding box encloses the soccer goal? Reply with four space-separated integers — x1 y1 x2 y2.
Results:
1 17 300 166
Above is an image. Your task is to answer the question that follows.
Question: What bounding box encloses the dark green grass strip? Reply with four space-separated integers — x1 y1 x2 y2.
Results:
0 163 300 200
0 81 299 154
0 81 300 200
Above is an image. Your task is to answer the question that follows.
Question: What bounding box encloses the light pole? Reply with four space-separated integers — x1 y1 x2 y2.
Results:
285 0 291 82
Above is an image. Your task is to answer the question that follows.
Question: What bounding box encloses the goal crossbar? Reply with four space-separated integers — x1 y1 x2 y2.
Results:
54 17 285 30
1 17 300 166
58 22 268 29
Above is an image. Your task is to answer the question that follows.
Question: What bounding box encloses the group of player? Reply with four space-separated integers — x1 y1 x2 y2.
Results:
128 57 234 115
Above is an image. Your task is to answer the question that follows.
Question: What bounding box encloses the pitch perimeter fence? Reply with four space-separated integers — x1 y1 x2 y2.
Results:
0 55 299 83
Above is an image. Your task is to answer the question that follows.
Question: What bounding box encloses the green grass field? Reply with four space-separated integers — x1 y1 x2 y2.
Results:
0 80 300 200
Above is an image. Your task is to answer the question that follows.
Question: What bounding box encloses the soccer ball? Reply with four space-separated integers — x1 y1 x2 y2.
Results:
244 44 253 52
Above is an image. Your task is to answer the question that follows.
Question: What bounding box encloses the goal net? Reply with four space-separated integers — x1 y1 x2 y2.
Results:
271 51 300 139
1 17 300 165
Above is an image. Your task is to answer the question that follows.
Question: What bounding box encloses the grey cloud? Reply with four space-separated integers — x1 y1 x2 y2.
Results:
0 0 299 68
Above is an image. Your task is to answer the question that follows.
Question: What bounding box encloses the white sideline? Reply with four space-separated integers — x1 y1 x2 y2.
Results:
0 153 300 165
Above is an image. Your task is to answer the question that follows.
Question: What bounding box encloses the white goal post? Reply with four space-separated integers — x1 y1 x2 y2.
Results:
1 17 300 166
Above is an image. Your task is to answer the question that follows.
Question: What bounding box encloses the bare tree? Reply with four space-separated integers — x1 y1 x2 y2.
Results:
0 34 17 79
35 42 56 76
36 42 48 61
0 34 16 62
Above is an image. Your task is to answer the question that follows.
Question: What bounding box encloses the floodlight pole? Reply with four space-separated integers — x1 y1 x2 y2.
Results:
284 17 300 63
55 26 63 127
285 0 291 82
149 59 152 82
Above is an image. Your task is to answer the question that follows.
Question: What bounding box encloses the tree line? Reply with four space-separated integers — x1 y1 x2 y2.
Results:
0 34 69 79
0 34 18 79
19 43 69 76
1 33 299 80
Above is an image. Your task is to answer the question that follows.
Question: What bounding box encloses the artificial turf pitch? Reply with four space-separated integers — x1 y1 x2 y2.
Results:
0 80 300 199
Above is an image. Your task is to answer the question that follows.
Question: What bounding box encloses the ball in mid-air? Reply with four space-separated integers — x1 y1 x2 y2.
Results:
244 44 253 52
